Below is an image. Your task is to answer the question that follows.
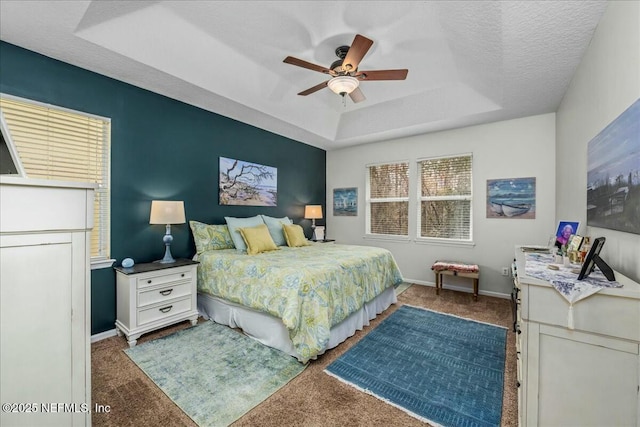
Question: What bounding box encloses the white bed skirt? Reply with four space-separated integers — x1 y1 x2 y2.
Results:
197 286 397 361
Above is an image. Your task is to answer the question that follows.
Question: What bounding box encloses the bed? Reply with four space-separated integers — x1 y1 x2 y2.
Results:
195 243 403 363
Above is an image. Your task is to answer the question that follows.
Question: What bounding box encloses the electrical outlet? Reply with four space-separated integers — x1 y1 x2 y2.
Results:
501 267 509 276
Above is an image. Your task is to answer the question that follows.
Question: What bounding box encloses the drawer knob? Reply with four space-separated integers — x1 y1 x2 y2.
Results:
147 280 152 284
160 289 173 296
159 305 173 313
181 273 185 277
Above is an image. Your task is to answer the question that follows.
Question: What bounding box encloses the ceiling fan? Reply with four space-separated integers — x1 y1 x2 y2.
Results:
283 34 408 104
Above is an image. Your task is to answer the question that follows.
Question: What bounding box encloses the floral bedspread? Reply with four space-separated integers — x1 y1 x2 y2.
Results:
196 244 403 362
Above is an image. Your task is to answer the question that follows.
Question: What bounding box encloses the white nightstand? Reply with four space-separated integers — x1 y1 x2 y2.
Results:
115 259 199 347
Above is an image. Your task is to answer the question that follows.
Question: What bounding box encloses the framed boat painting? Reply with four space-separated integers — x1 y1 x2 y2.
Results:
486 177 536 219
333 187 357 216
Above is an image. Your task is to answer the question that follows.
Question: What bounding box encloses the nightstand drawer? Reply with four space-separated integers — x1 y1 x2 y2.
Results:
138 281 192 308
137 296 192 326
136 269 192 289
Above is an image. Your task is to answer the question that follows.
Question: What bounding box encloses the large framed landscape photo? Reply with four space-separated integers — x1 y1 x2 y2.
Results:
587 98 640 235
219 157 277 206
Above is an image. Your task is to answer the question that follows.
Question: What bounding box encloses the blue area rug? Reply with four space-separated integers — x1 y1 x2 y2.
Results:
325 305 507 427
125 321 305 427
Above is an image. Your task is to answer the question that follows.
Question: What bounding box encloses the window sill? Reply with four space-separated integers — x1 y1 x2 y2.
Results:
414 238 475 248
363 234 411 244
91 258 116 270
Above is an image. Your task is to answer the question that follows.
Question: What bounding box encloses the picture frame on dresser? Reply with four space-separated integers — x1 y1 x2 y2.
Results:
554 220 580 248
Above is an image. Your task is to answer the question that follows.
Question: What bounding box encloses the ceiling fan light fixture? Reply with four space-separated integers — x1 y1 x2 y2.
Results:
327 76 359 96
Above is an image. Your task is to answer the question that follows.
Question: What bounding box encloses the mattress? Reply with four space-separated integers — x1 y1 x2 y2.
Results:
196 243 403 362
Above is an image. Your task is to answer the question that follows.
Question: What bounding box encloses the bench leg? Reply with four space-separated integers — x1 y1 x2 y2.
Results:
435 272 441 295
473 278 478 301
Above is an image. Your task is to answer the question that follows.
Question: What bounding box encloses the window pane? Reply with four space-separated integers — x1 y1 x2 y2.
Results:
371 202 409 235
369 163 409 198
421 200 471 239
420 156 472 197
420 200 471 240
367 162 409 236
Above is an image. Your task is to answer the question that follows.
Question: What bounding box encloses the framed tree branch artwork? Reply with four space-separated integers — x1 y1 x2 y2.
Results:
219 157 277 206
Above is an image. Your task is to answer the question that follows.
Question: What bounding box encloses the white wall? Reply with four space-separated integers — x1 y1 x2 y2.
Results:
556 0 640 282
327 113 556 297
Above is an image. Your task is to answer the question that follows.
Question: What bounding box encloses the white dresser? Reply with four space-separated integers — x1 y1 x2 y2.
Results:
0 176 94 427
513 247 640 426
115 259 199 347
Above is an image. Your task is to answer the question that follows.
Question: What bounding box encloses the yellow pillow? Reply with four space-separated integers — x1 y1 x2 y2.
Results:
283 224 310 247
238 224 278 255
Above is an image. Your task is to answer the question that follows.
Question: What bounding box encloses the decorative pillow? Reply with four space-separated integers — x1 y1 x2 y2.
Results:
260 215 292 246
283 224 310 247
189 221 235 253
238 224 279 255
225 215 265 252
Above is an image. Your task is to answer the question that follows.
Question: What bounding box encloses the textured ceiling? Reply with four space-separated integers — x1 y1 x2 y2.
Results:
0 1 608 151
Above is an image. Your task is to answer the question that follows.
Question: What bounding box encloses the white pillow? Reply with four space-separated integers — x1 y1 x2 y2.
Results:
260 215 292 246
224 215 265 252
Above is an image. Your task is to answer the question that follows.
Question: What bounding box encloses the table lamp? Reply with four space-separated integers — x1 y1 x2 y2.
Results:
149 200 186 263
304 205 323 240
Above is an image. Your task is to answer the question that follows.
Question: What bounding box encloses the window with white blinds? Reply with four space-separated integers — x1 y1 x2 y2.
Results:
366 162 409 236
0 95 111 262
419 154 472 241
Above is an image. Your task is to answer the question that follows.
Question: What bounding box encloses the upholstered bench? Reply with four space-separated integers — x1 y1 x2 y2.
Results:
431 261 480 301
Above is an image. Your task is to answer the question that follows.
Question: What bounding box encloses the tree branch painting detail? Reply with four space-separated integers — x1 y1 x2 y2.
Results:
219 157 277 206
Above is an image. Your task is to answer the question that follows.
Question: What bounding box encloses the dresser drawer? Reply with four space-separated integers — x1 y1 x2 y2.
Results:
527 284 640 341
136 269 192 289
137 296 192 326
138 281 191 308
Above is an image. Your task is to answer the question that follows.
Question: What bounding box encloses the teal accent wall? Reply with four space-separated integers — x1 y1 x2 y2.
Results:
0 41 326 335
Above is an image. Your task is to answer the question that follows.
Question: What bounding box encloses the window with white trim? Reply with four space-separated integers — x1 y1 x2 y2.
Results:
418 154 472 241
0 95 111 263
366 162 409 236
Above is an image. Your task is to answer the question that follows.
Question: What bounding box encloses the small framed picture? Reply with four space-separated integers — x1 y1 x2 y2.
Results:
555 221 580 247
313 226 325 241
567 234 584 252
333 187 357 216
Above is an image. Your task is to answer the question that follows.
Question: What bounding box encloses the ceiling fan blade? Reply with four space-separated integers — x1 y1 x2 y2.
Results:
349 87 366 103
355 69 408 81
342 34 374 72
298 81 329 96
284 56 332 74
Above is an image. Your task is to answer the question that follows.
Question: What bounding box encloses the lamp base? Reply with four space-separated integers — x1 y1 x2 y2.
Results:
157 252 176 264
156 224 176 263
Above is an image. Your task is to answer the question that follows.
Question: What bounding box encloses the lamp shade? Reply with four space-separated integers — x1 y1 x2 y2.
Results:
149 200 186 225
327 76 359 95
304 205 323 220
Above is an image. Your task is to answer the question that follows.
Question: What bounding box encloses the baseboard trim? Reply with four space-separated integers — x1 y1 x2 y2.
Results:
403 278 511 300
91 328 118 343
